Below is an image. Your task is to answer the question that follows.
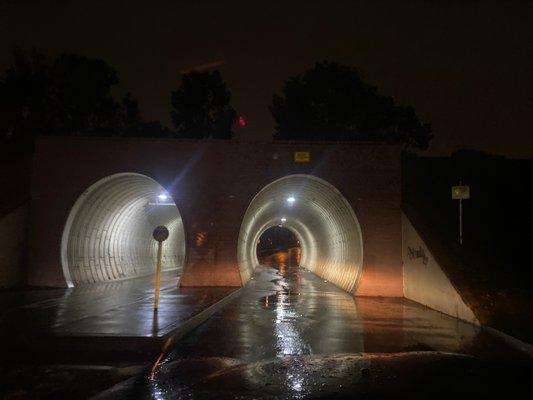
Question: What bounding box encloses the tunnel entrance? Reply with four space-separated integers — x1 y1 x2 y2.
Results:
256 226 301 267
238 174 363 293
60 173 186 287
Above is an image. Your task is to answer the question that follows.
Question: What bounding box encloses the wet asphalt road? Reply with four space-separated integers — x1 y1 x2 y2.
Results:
165 253 478 361
94 250 532 399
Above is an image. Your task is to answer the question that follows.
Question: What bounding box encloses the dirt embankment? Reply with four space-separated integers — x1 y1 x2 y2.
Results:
403 152 533 343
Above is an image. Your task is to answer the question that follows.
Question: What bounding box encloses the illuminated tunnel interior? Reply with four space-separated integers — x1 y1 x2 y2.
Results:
238 174 363 293
61 173 185 286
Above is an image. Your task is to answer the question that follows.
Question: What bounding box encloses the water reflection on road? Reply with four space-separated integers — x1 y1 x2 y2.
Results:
167 249 479 364
139 249 488 398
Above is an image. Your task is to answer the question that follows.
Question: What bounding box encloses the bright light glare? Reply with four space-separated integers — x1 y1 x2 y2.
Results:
286 196 296 204
281 217 287 222
158 194 168 201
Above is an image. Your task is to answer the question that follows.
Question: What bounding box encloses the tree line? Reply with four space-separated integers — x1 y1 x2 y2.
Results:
0 49 432 149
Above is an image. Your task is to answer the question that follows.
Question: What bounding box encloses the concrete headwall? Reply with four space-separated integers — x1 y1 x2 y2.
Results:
29 136 403 296
0 205 28 287
402 212 478 324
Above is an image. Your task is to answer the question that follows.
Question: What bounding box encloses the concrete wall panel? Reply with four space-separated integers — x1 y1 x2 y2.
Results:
0 205 27 287
402 213 478 323
28 137 402 294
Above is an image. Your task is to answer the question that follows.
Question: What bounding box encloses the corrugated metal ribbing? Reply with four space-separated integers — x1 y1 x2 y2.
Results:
62 173 185 285
237 174 363 293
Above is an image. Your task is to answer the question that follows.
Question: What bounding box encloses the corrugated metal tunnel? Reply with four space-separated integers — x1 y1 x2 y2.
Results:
60 173 185 287
238 174 363 293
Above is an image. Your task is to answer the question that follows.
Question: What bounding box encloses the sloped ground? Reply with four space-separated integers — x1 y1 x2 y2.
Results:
403 151 533 342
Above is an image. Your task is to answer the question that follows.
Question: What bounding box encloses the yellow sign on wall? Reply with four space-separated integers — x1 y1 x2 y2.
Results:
294 151 310 163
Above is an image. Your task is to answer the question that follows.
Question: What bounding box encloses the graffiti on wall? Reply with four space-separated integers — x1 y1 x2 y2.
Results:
407 245 429 266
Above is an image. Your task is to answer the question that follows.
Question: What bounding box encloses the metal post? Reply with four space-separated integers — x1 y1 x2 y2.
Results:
154 241 163 310
459 198 463 245
152 225 169 311
452 181 469 246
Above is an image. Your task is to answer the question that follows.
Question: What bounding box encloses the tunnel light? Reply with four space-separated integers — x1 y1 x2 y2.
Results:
286 196 296 204
150 192 175 206
281 217 287 222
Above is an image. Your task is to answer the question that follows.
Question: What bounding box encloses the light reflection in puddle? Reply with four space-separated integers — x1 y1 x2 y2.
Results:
271 256 311 397
149 379 165 400
146 248 485 399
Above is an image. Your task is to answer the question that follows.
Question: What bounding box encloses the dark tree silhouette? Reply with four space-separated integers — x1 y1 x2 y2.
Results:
50 53 122 135
170 70 237 139
0 49 123 141
271 61 432 149
0 48 168 142
121 93 171 137
0 49 54 142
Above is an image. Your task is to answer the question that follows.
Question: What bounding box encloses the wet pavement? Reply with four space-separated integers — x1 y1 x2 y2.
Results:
92 250 532 399
1 271 238 362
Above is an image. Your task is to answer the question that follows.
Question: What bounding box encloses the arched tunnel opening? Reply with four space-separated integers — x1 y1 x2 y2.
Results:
238 174 363 293
61 173 186 287
256 226 301 267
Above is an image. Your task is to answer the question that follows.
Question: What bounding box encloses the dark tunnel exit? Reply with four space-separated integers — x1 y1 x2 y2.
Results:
256 226 301 268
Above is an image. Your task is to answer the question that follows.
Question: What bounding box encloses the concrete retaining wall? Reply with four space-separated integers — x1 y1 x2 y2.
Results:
29 137 403 295
0 205 28 287
402 212 478 324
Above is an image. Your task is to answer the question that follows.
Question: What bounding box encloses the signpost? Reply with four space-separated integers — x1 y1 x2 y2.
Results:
152 225 169 310
451 184 470 245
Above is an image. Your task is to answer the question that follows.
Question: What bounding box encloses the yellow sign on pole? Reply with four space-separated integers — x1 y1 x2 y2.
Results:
451 185 470 199
294 151 310 163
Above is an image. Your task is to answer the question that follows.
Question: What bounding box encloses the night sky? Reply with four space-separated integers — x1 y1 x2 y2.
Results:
1 0 532 157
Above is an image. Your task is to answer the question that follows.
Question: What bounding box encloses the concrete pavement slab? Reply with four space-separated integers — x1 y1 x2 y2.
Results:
1 271 241 361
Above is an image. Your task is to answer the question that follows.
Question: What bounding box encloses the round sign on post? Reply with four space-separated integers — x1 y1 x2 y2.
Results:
153 225 169 242
152 225 169 311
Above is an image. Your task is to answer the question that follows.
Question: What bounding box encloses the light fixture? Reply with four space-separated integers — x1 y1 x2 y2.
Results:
286 196 296 204
281 217 287 222
158 194 168 201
